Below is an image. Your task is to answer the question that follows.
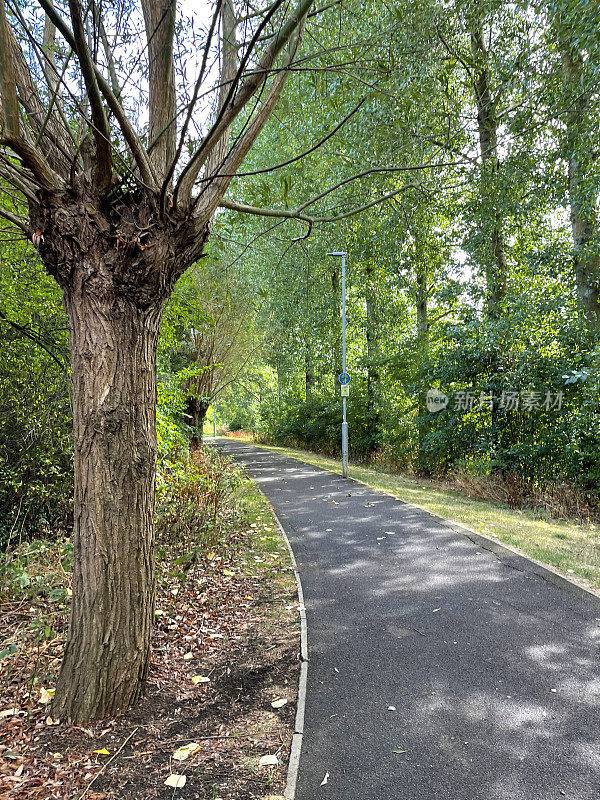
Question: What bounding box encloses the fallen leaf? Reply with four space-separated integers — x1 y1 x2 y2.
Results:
258 754 279 767
192 675 210 685
0 708 20 719
164 774 187 788
173 743 200 761
39 688 54 704
271 698 287 709
320 772 329 786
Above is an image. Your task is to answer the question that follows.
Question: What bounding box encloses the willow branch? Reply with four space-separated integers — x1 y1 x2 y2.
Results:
219 182 419 224
68 0 112 189
37 0 157 189
0 160 37 199
175 0 315 209
0 205 29 233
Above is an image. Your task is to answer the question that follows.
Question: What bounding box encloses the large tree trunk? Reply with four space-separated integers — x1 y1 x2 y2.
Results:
365 262 380 454
51 252 165 722
186 395 210 447
471 21 506 318
560 46 600 330
415 251 431 473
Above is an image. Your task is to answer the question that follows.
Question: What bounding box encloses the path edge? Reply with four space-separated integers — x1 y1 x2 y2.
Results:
249 440 600 605
257 485 308 800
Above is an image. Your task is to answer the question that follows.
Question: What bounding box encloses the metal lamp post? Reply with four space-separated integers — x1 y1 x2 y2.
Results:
327 251 349 478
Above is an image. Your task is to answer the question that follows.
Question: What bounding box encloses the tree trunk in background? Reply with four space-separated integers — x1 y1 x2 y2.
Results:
471 20 506 469
305 343 314 402
186 395 210 446
331 265 342 390
305 259 314 402
560 45 600 331
53 268 163 722
365 262 380 453
471 21 506 319
415 254 430 473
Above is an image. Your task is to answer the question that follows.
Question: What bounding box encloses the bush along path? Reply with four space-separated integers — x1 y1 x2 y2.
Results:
0 447 300 799
219 439 600 800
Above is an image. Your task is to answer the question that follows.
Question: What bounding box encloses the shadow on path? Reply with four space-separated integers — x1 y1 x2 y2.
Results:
218 440 600 800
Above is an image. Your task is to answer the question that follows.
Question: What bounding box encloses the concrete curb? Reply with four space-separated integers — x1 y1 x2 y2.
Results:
257 487 308 800
256 442 600 606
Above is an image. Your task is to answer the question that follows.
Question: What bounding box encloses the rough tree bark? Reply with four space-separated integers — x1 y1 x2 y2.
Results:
365 261 380 453
0 0 315 721
32 191 203 720
470 20 506 319
559 42 600 330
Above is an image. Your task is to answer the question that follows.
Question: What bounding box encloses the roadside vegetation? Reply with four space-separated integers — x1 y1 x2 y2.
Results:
0 445 299 799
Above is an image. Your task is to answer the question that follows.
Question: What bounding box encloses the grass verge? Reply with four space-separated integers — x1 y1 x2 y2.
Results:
247 441 600 595
0 448 299 800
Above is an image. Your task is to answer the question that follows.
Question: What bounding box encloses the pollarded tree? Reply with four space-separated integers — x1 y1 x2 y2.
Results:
0 0 323 722
162 258 263 445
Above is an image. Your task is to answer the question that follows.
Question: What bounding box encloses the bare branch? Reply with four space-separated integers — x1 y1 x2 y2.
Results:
0 204 29 233
219 197 313 222
196 97 366 183
175 0 316 209
0 159 38 199
219 181 421 225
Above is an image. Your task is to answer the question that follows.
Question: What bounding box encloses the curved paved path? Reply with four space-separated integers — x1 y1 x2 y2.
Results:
217 439 600 800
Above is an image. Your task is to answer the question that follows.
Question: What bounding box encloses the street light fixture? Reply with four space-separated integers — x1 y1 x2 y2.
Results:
327 251 349 478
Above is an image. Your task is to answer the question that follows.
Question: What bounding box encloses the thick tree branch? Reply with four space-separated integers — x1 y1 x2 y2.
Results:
37 0 158 189
0 0 20 139
141 0 177 182
219 181 420 225
175 0 315 209
0 160 38 200
0 205 29 233
68 0 112 189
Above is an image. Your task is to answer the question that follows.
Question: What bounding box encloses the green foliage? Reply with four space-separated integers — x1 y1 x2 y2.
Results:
155 446 242 553
0 244 72 547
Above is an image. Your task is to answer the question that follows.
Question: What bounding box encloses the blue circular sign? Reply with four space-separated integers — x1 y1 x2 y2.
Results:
338 372 351 385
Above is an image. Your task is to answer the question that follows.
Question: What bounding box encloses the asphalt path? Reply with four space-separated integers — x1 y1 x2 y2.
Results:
217 439 600 800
